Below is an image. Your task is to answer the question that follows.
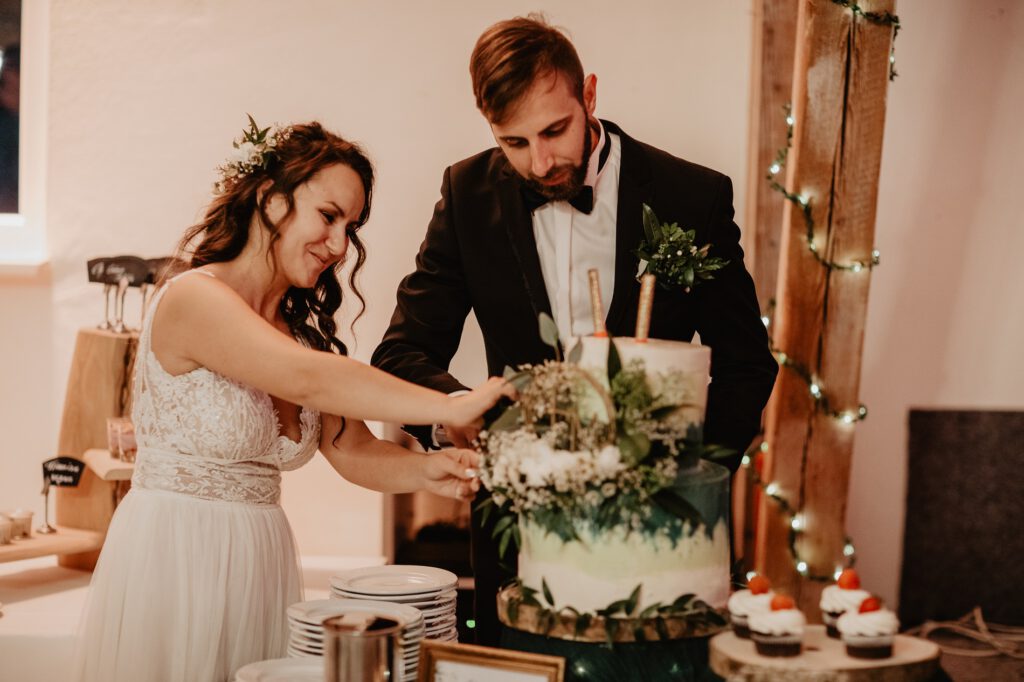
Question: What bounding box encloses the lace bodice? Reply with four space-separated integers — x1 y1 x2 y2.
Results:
130 270 320 504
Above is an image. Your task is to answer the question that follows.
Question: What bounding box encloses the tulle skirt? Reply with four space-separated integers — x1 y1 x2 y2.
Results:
74 487 302 682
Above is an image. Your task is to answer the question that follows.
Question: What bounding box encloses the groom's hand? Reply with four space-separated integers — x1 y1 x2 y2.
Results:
437 422 481 449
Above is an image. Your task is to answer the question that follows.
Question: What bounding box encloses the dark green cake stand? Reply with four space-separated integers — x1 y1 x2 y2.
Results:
497 586 727 682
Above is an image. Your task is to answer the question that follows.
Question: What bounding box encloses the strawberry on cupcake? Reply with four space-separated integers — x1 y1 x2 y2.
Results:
749 594 806 657
837 595 899 659
819 568 870 638
727 574 774 639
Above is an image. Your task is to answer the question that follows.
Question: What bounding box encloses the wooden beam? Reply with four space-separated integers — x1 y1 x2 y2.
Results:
737 0 800 568
743 0 800 307
755 0 896 612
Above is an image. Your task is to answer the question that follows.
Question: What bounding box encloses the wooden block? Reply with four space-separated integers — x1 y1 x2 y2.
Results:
0 526 104 564
55 328 138 570
710 625 941 681
83 449 135 482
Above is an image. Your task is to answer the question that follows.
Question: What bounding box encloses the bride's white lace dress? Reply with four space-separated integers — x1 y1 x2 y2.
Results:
74 270 320 682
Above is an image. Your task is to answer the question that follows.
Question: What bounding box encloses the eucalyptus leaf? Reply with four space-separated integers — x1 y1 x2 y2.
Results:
488 405 522 433
567 339 583 364
642 204 659 244
653 489 705 529
607 339 622 380
491 515 514 538
542 578 555 607
625 584 642 616
538 312 560 350
498 527 512 558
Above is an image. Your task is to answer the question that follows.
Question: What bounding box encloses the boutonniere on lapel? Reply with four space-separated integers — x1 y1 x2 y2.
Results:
634 204 729 293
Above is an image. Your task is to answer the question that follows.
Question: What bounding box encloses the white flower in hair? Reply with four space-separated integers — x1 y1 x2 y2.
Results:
214 114 293 194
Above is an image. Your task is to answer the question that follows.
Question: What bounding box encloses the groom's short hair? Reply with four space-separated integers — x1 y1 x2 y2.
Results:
470 15 584 125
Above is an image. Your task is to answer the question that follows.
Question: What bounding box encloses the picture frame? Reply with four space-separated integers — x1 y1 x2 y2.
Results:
417 640 565 682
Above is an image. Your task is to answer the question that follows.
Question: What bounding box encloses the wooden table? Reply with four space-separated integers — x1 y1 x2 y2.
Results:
710 624 941 681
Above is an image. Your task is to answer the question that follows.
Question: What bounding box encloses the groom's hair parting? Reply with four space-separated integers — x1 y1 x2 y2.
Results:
470 13 584 124
177 121 375 359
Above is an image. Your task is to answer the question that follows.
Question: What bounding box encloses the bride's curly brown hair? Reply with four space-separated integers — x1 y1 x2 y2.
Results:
176 121 374 358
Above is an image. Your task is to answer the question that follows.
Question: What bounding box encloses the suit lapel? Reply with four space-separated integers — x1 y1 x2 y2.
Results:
604 122 654 336
497 168 554 323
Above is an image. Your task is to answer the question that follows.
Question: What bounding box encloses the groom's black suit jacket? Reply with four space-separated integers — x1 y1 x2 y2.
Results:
371 120 777 645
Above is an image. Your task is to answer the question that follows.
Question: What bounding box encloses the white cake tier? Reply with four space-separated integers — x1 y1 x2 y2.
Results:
518 517 731 614
569 336 711 427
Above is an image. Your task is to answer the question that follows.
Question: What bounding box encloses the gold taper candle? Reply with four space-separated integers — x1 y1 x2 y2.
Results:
635 274 656 342
587 268 607 337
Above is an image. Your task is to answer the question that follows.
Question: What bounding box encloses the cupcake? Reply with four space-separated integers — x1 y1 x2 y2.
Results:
727 574 773 638
819 568 870 638
837 595 899 659
749 594 805 657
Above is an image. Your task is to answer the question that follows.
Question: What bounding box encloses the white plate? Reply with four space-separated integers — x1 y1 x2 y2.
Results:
287 598 422 628
332 588 458 607
330 565 457 596
235 657 322 682
285 645 320 659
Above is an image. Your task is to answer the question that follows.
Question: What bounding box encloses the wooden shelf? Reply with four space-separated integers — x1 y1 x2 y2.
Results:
83 448 135 481
0 526 104 564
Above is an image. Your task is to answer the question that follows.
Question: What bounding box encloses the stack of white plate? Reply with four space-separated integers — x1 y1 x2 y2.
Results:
330 565 460 645
285 598 424 681
235 658 321 681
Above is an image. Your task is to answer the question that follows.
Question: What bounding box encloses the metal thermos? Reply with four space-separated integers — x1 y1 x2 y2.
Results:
323 614 402 682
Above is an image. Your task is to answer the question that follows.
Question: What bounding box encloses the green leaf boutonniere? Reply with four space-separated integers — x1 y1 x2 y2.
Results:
634 204 729 292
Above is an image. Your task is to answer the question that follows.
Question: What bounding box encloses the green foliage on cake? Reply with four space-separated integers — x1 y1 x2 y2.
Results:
478 314 733 558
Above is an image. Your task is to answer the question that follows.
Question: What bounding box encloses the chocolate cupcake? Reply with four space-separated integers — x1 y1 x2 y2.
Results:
727 574 773 639
837 595 899 659
749 594 805 657
819 568 870 638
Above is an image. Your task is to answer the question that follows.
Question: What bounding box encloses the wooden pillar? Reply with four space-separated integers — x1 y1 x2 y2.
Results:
55 328 137 570
736 0 799 567
755 0 896 612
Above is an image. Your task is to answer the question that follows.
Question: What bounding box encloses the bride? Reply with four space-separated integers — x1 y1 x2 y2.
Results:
74 119 510 682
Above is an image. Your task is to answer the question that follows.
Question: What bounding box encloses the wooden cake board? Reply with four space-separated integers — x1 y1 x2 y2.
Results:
710 624 940 681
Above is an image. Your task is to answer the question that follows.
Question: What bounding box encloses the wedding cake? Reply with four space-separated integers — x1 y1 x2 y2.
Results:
481 333 731 620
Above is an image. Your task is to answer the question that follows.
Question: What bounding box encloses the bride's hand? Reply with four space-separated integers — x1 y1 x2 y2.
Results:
446 377 515 429
422 448 482 500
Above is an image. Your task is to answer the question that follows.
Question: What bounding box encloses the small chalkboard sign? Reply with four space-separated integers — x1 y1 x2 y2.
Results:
42 456 85 487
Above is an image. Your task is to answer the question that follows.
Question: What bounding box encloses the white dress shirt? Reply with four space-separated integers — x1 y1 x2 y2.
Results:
531 122 621 341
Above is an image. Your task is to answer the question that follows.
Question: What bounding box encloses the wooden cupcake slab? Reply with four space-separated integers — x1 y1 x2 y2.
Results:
497 584 728 643
710 625 940 681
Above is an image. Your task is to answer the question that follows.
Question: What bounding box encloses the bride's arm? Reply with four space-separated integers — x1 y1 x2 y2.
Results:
153 273 506 426
318 414 480 499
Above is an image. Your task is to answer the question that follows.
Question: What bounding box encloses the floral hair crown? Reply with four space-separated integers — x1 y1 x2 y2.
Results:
214 115 293 194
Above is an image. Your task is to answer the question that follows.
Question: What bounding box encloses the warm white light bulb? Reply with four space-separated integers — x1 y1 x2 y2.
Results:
765 482 780 496
797 561 808 575
746 571 756 582
791 515 805 531
769 163 781 175
834 567 843 580
810 383 822 398
844 543 855 557
841 412 855 425
761 315 770 327
741 455 751 467
786 115 795 126
852 263 863 273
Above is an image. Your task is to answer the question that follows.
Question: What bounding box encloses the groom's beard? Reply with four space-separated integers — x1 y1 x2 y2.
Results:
524 120 593 202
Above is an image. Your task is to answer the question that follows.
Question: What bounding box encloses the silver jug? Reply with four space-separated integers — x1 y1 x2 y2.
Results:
323 613 402 682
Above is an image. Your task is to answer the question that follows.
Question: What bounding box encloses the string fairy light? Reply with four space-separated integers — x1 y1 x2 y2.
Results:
741 439 858 582
830 0 902 81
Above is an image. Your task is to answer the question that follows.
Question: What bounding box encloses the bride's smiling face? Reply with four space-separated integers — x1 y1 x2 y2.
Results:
265 163 366 289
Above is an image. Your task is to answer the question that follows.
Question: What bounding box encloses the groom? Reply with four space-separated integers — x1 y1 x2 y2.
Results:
372 15 777 646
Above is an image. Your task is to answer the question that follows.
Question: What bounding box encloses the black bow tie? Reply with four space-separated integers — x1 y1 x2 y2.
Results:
522 184 594 214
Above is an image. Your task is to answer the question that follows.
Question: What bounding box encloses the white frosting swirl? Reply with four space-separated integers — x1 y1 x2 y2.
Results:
727 589 773 617
749 608 806 636
837 608 899 637
819 584 870 614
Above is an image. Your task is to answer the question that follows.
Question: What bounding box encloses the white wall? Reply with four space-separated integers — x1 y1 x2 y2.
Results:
0 0 752 558
3 0 1018 612
847 0 1024 607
